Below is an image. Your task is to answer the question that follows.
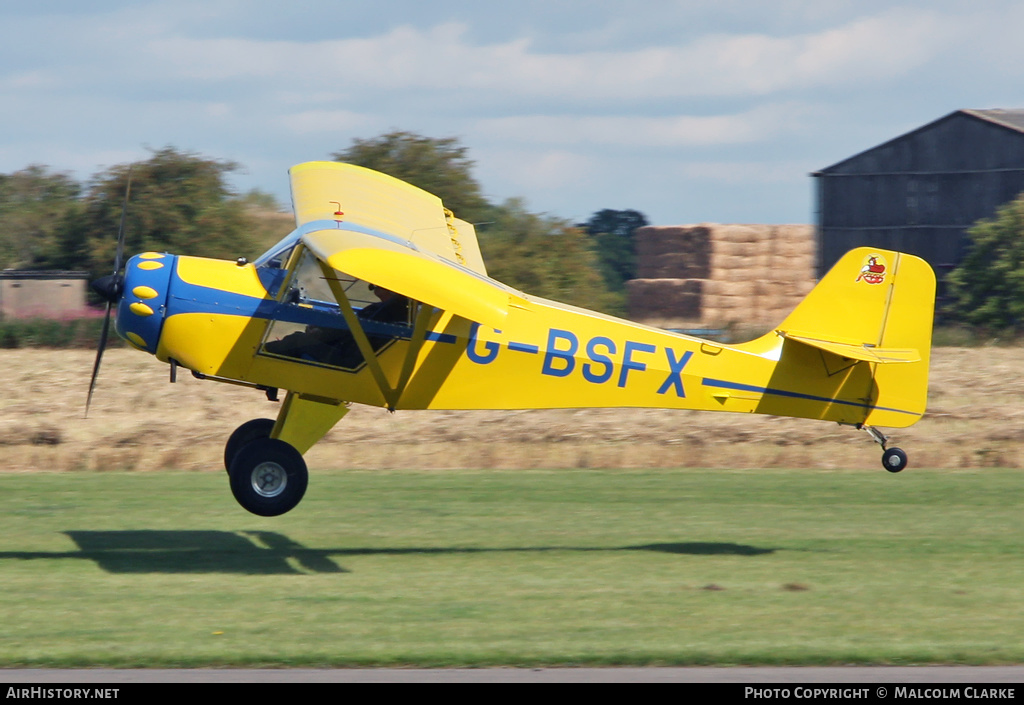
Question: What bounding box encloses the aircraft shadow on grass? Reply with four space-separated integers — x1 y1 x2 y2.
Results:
0 531 776 575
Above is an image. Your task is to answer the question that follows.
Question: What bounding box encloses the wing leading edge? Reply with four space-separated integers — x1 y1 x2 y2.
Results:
301 227 520 330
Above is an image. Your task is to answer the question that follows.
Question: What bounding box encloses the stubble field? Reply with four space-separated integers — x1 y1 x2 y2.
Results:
1 346 1021 474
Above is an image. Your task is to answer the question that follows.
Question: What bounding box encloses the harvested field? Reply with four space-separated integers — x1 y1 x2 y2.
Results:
0 347 1020 472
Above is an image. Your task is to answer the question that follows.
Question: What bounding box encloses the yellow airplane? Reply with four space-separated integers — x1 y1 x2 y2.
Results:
88 161 936 516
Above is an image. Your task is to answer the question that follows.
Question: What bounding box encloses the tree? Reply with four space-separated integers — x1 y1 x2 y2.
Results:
0 166 83 270
332 131 492 223
481 200 623 314
577 209 649 294
333 131 624 313
946 193 1024 331
47 147 261 279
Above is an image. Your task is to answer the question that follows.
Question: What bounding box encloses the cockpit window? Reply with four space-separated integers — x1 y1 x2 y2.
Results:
282 249 380 312
258 249 413 371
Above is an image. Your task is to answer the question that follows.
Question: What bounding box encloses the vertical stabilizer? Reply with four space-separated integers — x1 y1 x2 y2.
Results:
741 247 935 427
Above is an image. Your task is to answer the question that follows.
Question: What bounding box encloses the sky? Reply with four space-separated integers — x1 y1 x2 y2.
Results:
2 0 1024 228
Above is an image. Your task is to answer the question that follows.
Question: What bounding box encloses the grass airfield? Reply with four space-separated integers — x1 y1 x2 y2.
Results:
1 467 1022 667
2 347 1024 666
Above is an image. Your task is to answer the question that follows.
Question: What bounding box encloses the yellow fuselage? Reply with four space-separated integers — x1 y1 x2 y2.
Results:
117 248 930 430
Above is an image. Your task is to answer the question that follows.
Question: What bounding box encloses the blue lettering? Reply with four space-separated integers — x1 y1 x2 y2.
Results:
617 341 657 388
582 337 616 384
542 329 578 377
656 349 693 397
467 322 500 364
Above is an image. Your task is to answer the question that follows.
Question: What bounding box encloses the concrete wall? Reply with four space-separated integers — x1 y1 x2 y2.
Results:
0 272 89 319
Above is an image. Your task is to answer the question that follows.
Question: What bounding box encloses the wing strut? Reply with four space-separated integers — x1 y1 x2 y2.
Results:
316 259 435 411
317 260 394 407
392 302 434 407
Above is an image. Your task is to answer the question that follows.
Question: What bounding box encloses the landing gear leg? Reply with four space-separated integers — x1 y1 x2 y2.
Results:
858 424 908 473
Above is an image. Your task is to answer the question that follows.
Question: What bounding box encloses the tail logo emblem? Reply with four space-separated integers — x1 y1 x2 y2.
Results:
856 254 887 285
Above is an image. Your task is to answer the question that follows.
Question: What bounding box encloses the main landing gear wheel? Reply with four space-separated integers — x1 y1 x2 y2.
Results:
882 447 908 473
228 438 308 516
224 418 276 472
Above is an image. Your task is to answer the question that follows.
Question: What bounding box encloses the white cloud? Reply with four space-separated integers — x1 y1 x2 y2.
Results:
472 103 821 148
673 159 814 185
278 109 374 135
0 1 1019 226
0 70 57 91
63 7 962 106
473 147 601 216
521 150 597 191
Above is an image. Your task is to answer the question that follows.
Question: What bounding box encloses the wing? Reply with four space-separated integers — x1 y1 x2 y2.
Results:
301 226 520 330
289 160 513 328
289 161 487 275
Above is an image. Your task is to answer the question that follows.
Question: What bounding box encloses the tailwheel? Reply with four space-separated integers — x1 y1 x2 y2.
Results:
858 424 909 473
224 418 276 472
882 447 908 473
228 438 308 516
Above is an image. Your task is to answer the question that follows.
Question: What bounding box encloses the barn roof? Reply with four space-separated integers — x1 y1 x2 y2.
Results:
814 109 1024 175
963 109 1024 133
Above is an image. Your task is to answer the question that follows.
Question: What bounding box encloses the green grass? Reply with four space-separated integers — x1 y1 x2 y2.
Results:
0 468 1022 666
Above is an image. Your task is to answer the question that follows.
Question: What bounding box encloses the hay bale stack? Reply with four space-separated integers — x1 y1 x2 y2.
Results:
626 279 703 325
634 226 712 279
627 224 816 329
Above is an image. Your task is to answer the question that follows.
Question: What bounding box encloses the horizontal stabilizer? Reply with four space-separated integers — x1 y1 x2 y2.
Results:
780 331 920 364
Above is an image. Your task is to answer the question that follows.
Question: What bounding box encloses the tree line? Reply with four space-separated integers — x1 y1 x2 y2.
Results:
0 135 648 316
4 132 1022 332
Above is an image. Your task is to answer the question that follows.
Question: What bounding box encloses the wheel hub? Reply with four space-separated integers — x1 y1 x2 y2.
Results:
251 461 287 497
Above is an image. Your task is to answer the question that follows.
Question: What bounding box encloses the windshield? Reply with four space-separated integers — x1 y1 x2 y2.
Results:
253 228 302 269
253 229 302 297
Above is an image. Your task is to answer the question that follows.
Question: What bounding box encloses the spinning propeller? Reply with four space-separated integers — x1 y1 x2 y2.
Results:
85 168 133 416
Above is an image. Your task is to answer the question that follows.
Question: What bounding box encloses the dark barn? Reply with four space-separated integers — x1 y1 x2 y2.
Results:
813 109 1024 288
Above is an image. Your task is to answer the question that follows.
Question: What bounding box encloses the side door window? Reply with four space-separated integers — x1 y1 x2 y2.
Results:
258 250 412 370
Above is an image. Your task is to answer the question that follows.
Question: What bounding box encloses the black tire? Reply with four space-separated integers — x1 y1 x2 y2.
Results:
224 418 276 472
882 447 908 473
228 438 308 516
